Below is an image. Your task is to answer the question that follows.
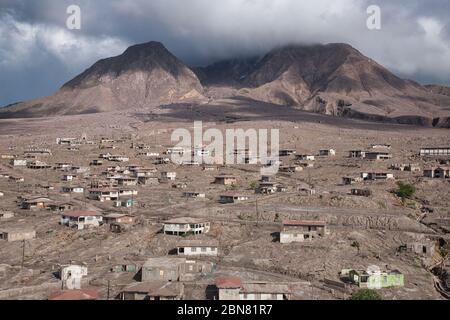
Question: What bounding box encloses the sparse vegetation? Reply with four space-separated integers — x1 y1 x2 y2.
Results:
395 182 416 202
351 289 382 300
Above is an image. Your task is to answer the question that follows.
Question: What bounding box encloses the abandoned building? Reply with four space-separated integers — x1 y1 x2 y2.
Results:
340 266 404 290
176 240 219 257
280 220 329 243
61 186 84 194
365 152 393 160
279 149 296 157
0 228 36 242
163 217 211 236
27 161 52 170
214 175 237 185
348 150 366 158
141 257 214 282
119 281 184 300
20 197 53 210
161 171 177 181
342 176 363 185
213 277 291 300
296 154 315 161
103 213 135 225
48 202 74 212
319 149 336 157
279 165 303 173
219 193 249 204
0 211 14 220
404 241 436 257
183 192 206 199
88 188 119 202
361 172 395 181
420 147 450 157
423 166 450 179
60 210 103 230
59 264 88 290
10 159 27 166
351 189 372 197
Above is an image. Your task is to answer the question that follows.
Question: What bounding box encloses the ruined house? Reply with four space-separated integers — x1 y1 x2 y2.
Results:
141 257 214 282
0 228 36 242
280 220 329 244
214 175 237 186
213 277 291 300
60 210 103 230
341 266 404 290
163 218 210 236
119 281 184 300
176 240 219 257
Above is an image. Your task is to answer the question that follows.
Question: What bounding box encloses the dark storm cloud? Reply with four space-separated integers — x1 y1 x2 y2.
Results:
1 0 450 106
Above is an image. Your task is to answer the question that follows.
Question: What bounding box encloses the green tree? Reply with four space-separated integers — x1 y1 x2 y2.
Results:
351 289 382 300
395 182 416 201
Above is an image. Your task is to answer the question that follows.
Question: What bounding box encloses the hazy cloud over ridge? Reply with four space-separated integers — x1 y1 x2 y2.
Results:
1 0 450 106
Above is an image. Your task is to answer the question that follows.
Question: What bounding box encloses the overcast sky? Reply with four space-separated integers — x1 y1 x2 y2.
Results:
1 0 450 106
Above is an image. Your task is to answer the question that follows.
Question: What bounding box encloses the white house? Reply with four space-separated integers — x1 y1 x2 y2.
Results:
161 172 177 181
176 240 219 257
59 264 88 290
319 149 336 157
163 217 210 236
10 159 27 166
61 186 84 194
60 211 103 230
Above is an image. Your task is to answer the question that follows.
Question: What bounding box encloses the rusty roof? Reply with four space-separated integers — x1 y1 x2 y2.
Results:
215 277 243 289
48 289 98 300
282 220 326 227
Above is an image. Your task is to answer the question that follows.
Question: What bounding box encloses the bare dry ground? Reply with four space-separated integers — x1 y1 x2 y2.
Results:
0 100 449 300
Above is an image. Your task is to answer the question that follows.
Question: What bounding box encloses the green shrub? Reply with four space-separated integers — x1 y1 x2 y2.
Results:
395 182 416 200
351 289 382 300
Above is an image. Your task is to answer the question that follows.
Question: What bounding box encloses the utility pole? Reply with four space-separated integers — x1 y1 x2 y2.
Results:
255 198 259 226
107 280 111 300
21 240 26 268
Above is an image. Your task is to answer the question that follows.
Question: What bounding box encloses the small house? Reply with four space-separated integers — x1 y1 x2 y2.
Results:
103 213 135 225
0 228 36 242
59 264 88 290
62 174 76 181
88 188 119 202
119 281 184 300
20 197 53 210
60 210 103 230
280 220 329 243
319 149 336 157
176 240 219 257
161 172 177 181
214 175 237 186
183 192 206 199
279 166 303 173
219 193 249 204
0 211 14 220
279 149 296 157
10 159 27 166
141 257 214 282
214 277 291 300
423 166 450 179
361 172 395 181
163 217 210 236
341 266 404 290
365 152 393 161
342 177 363 185
296 154 315 161
351 189 372 197
420 147 450 157
349 150 366 158
61 186 84 194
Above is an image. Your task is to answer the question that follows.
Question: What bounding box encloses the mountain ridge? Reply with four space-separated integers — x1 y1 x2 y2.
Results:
1 41 450 127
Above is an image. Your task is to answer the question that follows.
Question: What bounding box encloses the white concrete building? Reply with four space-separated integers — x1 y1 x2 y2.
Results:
60 211 103 230
59 264 88 290
176 240 219 256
